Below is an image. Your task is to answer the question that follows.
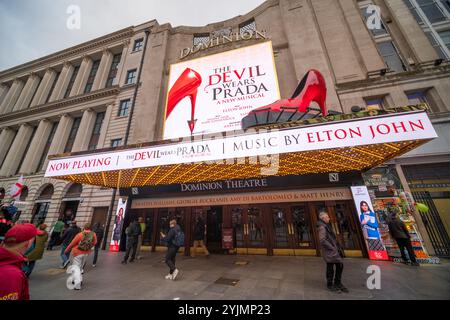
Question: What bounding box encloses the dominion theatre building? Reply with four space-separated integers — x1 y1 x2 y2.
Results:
1 0 450 259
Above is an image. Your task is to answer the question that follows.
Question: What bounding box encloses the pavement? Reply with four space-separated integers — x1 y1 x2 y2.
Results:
28 249 450 300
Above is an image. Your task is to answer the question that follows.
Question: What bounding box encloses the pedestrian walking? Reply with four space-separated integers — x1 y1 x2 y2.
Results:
59 221 80 268
46 219 64 250
387 207 419 266
0 223 44 300
23 224 48 277
92 223 104 267
160 217 183 280
136 217 145 259
317 211 349 293
121 218 141 264
191 216 209 257
64 223 97 290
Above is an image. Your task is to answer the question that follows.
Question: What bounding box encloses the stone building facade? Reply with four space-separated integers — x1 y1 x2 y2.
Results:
1 0 449 252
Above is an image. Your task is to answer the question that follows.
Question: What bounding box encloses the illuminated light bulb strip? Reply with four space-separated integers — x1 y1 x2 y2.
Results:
352 146 385 160
384 143 401 151
84 174 93 184
142 166 162 185
128 168 141 187
162 164 199 185
280 153 328 173
182 162 220 183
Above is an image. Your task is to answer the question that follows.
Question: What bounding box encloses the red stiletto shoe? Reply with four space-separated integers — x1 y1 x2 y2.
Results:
241 69 328 129
166 68 202 134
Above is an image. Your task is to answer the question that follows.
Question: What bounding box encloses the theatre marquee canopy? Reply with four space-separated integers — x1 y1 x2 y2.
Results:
44 106 437 188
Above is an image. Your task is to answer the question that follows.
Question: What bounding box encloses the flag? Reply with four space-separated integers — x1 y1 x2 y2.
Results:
10 175 24 200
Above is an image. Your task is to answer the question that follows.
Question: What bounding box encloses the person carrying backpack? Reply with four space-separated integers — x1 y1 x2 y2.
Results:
160 217 183 280
64 223 97 289
121 218 141 264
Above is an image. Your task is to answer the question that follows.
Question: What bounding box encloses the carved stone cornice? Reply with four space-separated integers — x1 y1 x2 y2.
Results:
0 27 135 78
0 87 120 123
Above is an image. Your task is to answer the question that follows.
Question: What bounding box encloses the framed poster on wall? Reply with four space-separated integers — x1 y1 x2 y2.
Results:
351 186 389 260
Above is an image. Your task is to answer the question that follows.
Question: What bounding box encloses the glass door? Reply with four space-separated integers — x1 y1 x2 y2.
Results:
270 205 292 254
231 206 245 252
290 204 315 254
247 206 266 248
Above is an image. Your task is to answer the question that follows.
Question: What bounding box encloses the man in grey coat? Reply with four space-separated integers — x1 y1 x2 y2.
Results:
317 211 349 293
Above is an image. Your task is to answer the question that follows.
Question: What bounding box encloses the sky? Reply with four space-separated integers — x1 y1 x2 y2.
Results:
0 0 266 71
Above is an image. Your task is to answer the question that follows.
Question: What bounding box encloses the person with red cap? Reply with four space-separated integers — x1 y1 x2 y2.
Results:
0 223 43 300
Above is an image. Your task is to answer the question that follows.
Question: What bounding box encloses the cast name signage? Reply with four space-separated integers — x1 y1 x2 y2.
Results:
45 111 437 178
131 188 353 208
180 30 267 60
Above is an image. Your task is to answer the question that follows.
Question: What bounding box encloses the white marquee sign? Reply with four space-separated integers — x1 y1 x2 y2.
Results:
45 111 437 178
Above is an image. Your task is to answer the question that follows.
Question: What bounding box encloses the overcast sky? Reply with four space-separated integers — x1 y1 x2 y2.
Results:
0 0 265 71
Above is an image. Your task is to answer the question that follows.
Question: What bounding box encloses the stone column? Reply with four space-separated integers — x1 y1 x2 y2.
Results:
43 114 74 169
116 41 130 86
70 56 93 97
19 120 53 174
0 128 16 167
71 109 96 152
0 124 34 177
92 49 113 91
12 73 41 112
0 79 25 114
97 104 113 149
0 84 9 105
395 164 436 256
48 62 74 102
30 68 57 107
385 0 438 62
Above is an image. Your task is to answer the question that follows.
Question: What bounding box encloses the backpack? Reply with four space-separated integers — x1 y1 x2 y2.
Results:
172 229 185 247
77 231 95 251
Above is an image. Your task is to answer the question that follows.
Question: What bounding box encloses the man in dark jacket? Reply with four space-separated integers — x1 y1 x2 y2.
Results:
121 218 141 264
0 223 43 300
160 217 181 280
387 209 419 266
317 211 348 293
92 223 104 267
59 221 81 268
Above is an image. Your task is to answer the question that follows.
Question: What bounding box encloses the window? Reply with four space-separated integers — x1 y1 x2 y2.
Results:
16 127 37 175
106 53 122 87
111 139 122 147
118 99 131 117
360 6 389 36
438 29 450 50
377 41 407 72
37 123 58 171
45 71 60 103
193 33 210 46
84 60 101 93
416 0 448 23
125 69 137 85
64 117 81 153
239 19 256 35
425 32 448 58
88 112 106 150
133 38 144 52
365 97 386 110
64 65 80 98
407 91 429 105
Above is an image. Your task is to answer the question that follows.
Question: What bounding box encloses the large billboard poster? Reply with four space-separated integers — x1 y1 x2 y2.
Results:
109 198 128 252
163 41 280 139
350 186 389 260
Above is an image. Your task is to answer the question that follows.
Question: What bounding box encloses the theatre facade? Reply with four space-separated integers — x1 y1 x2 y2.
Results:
2 0 450 259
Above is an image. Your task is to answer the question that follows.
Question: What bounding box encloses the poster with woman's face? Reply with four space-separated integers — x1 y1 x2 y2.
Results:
351 186 389 261
109 198 127 252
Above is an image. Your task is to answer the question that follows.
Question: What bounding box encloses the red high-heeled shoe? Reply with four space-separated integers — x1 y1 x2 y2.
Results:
241 69 328 129
166 68 202 134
